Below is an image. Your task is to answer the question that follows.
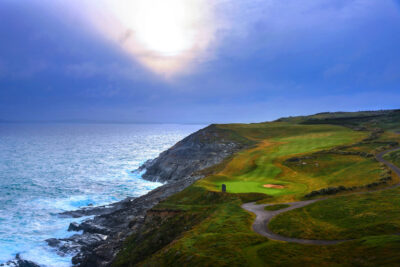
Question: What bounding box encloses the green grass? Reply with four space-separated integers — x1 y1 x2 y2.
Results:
284 153 384 189
256 235 400 267
344 142 388 153
264 204 290 211
114 186 268 266
197 123 367 201
384 149 400 167
113 186 238 267
269 187 400 240
280 109 400 131
114 111 400 267
118 184 400 267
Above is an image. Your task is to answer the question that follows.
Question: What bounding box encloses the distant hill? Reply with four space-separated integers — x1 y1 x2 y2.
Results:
276 109 400 130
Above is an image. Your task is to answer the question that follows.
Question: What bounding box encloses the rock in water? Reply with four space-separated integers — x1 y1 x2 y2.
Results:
0 254 40 267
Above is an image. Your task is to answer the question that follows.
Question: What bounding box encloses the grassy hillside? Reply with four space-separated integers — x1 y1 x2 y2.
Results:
196 122 398 202
114 110 400 266
197 123 367 199
269 187 400 240
277 109 400 131
114 186 400 267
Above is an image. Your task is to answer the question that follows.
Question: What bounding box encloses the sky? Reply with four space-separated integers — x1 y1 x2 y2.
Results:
1 0 400 124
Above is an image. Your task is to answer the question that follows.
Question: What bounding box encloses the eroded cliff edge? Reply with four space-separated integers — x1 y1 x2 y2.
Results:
141 124 253 183
48 124 253 266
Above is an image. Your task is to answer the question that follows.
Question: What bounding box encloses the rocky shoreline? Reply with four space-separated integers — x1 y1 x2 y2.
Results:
44 125 249 266
0 254 40 267
47 177 200 266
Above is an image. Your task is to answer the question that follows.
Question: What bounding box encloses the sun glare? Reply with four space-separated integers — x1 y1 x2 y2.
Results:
87 0 216 77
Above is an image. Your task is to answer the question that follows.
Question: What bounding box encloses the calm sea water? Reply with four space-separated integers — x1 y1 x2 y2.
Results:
0 123 203 266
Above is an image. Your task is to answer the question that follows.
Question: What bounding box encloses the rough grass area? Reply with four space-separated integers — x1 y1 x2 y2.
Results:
279 109 400 131
269 187 400 240
256 235 400 266
235 192 271 203
113 208 210 267
264 204 290 211
284 153 384 189
113 186 237 267
113 186 267 266
384 149 400 167
122 185 400 267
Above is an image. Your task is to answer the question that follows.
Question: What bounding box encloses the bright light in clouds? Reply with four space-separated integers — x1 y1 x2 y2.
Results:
117 0 195 56
81 0 216 77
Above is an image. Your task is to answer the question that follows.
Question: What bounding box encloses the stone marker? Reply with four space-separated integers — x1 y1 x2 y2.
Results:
222 184 226 192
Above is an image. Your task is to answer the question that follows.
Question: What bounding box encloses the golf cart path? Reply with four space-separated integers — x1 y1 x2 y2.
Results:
242 147 400 245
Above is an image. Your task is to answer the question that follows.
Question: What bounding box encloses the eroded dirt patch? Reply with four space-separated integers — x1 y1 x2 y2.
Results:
263 184 285 189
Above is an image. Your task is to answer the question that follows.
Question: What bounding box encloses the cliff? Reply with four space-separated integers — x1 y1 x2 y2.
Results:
47 124 252 266
141 124 253 182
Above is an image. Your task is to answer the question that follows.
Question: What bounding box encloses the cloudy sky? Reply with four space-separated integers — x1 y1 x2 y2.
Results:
1 0 400 123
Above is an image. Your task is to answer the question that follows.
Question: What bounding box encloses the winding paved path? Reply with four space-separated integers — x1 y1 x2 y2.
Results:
242 147 400 245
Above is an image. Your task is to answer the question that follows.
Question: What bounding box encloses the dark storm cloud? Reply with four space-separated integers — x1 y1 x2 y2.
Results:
1 0 400 123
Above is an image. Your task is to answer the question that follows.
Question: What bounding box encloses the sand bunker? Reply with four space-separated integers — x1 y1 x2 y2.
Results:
263 184 285 189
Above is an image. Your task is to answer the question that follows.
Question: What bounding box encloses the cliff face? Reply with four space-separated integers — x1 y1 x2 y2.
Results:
141 124 252 183
47 124 252 267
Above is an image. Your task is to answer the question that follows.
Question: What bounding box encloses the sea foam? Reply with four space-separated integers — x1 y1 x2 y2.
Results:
0 123 202 266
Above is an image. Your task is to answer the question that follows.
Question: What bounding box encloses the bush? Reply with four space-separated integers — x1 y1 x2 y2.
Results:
305 186 351 198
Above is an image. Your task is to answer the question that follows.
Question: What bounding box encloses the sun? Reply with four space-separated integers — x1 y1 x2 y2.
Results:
87 0 216 77
120 0 195 56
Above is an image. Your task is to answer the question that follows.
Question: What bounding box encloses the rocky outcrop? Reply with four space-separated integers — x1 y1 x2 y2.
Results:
140 124 252 183
47 177 202 266
47 124 251 266
0 254 40 267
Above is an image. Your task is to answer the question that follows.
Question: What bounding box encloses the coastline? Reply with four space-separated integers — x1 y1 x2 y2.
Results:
0 123 203 267
46 124 249 266
4 112 400 266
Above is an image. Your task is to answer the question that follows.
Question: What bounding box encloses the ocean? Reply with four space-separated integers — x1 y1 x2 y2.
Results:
0 123 203 266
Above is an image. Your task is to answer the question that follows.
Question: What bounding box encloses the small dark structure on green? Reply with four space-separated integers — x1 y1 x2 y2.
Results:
222 184 226 192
